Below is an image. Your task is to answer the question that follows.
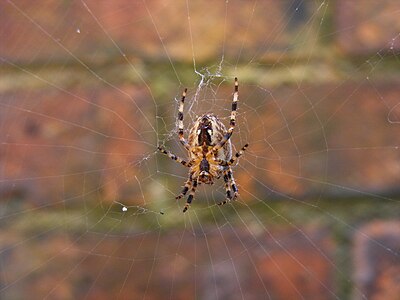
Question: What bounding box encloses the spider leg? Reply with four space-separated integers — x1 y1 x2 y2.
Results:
175 177 192 199
213 158 228 167
230 77 239 127
218 168 238 206
158 146 192 167
227 167 239 200
217 170 233 206
227 143 249 165
212 77 238 154
178 88 190 151
183 179 198 213
214 143 249 167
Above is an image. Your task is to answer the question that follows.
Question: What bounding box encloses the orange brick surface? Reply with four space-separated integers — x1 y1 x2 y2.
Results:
0 226 334 299
353 221 400 299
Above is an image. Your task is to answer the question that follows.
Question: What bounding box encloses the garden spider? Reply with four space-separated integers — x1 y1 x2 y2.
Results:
158 77 248 212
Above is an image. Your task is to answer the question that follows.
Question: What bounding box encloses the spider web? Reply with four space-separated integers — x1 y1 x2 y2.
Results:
1 0 400 299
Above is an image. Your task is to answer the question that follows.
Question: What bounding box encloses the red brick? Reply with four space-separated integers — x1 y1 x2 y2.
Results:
1 1 321 64
0 225 335 299
239 81 400 200
336 0 400 54
353 221 400 300
0 85 150 207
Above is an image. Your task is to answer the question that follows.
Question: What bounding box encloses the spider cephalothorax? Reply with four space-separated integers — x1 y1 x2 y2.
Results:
158 77 248 212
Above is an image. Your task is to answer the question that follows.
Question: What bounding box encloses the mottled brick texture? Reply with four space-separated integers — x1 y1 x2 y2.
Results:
353 221 400 300
0 226 334 299
0 1 321 63
336 0 400 54
0 1 399 299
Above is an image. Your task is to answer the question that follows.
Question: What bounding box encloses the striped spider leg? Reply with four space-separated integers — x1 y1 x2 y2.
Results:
214 143 249 206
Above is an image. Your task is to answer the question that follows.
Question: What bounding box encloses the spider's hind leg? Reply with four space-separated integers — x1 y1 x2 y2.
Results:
227 167 239 200
217 167 238 206
218 169 233 206
183 179 198 213
176 177 192 199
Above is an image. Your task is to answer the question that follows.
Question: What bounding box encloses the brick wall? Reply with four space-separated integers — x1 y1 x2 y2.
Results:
0 1 399 299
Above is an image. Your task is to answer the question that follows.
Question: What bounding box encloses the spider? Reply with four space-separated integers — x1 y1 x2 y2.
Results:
158 77 248 212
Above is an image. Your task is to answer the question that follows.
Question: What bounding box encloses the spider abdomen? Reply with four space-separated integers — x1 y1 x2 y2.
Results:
188 114 232 161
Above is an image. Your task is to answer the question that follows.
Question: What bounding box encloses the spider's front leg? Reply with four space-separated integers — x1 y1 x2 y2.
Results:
212 77 239 155
183 178 198 213
178 88 191 151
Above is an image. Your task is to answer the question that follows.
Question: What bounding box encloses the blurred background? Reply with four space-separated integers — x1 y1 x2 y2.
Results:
1 0 400 299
